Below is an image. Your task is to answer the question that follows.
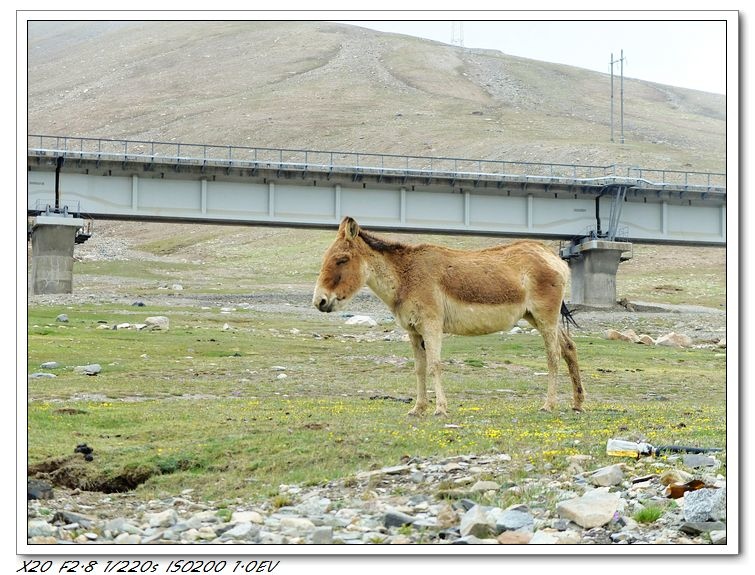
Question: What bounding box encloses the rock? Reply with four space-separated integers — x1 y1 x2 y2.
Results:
384 510 416 528
604 329 639 342
495 507 534 533
27 479 53 500
74 364 101 375
345 315 377 327
56 314 68 322
656 332 693 348
716 338 726 348
659 469 694 486
145 316 170 330
279 516 315 531
104 517 143 535
469 480 499 493
683 488 726 522
145 509 178 528
218 522 259 541
311 526 333 544
52 510 95 529
231 510 263 524
28 519 56 538
679 521 726 535
588 464 625 487
497 531 533 544
114 533 141 544
39 361 62 369
637 334 655 345
682 454 717 468
709 529 727 544
556 489 622 529
459 505 496 538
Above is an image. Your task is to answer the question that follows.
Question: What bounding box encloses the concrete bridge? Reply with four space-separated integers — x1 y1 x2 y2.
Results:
27 135 726 304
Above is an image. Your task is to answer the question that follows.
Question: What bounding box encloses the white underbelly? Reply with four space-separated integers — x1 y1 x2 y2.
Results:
442 300 526 336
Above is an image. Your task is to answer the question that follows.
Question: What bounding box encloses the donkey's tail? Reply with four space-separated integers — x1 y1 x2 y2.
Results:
560 301 580 330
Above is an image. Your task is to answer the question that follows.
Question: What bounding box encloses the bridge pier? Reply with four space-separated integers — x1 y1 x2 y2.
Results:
29 214 85 295
560 239 633 307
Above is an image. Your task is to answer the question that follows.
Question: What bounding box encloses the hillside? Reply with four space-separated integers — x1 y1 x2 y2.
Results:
26 20 726 173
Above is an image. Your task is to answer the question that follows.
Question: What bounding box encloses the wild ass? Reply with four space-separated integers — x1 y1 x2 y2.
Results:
313 217 584 416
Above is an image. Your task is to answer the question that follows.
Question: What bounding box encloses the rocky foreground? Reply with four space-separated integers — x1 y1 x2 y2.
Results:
28 449 726 546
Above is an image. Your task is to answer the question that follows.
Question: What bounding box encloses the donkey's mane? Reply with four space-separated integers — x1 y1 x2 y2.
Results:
358 230 408 254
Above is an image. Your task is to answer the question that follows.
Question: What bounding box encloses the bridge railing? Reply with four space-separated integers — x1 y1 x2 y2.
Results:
28 135 726 192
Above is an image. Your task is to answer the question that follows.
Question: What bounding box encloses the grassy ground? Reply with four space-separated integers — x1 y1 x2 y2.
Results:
26 297 727 504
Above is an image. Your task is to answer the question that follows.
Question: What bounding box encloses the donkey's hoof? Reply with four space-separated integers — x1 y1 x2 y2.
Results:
433 409 448 417
539 404 555 413
407 406 427 417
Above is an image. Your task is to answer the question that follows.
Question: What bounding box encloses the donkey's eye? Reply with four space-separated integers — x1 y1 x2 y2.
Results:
336 257 350 265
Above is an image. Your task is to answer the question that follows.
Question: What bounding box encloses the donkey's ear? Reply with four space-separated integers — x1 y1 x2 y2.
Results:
340 217 360 240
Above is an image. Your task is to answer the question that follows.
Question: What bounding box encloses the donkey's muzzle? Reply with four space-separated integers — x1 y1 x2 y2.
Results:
314 294 335 313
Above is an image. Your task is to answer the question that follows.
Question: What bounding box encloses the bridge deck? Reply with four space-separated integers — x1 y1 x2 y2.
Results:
27 135 726 245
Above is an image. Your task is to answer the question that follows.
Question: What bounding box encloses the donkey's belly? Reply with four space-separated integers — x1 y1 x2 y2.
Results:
442 300 525 336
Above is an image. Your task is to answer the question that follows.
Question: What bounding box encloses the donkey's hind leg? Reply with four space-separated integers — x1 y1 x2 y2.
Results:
539 327 561 412
559 326 585 411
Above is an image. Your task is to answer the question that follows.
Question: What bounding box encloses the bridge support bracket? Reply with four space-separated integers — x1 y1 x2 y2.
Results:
29 214 85 295
560 239 633 307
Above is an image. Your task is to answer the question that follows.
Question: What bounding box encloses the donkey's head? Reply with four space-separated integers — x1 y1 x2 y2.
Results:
313 217 369 313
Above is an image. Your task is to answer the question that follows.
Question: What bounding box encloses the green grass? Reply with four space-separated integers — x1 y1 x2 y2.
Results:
633 505 665 524
26 301 727 504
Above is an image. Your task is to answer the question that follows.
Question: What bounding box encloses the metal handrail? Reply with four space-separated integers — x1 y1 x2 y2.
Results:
27 134 727 192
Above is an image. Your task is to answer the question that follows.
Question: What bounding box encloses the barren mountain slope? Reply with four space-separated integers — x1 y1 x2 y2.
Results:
27 20 725 172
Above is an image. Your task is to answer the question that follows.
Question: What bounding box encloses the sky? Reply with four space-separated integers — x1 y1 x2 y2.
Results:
338 19 730 94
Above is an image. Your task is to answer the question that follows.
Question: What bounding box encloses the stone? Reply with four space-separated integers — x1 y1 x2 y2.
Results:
659 469 694 486
384 510 416 528
495 508 534 533
682 454 717 468
56 314 69 322
114 533 141 544
74 363 101 375
656 332 693 348
311 526 334 544
556 489 622 529
279 516 315 531
588 464 625 487
145 316 170 330
28 519 56 538
683 488 726 522
231 510 263 524
469 480 499 493
459 505 496 538
709 529 727 544
27 479 53 500
345 315 377 326
637 334 655 345
679 521 726 535
497 531 533 544
219 522 258 541
39 361 62 369
104 517 142 535
145 508 178 528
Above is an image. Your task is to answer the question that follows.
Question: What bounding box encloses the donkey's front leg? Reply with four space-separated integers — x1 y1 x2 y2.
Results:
422 329 448 416
406 331 429 416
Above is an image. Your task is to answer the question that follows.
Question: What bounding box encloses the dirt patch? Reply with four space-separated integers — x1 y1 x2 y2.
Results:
28 455 160 494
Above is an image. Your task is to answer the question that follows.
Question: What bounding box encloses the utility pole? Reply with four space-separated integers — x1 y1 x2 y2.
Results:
451 22 464 47
610 51 626 143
